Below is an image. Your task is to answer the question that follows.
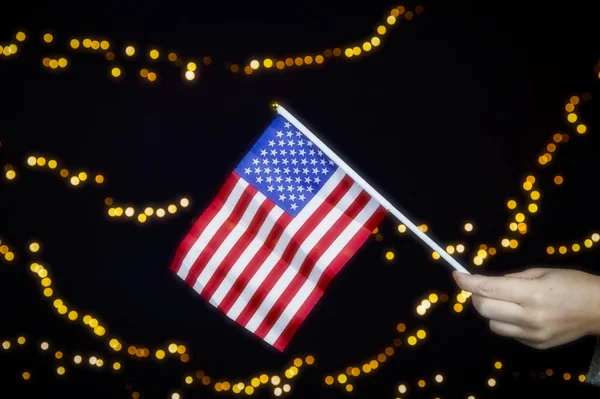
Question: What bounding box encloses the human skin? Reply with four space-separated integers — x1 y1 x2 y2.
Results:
452 267 600 349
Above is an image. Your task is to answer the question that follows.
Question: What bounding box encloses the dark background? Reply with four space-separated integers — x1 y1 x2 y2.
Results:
1 0 599 397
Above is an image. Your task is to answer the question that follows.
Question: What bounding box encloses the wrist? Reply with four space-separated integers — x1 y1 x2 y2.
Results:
589 275 600 336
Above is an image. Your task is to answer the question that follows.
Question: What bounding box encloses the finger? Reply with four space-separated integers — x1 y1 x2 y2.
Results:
452 272 532 303
471 295 526 324
489 320 527 340
503 268 547 279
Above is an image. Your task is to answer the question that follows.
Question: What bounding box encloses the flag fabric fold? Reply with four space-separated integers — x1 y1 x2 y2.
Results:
170 114 386 351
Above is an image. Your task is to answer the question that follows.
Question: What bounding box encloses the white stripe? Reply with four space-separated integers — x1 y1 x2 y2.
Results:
208 205 284 307
176 178 249 281
244 182 363 332
224 168 346 320
192 191 267 294
264 197 380 344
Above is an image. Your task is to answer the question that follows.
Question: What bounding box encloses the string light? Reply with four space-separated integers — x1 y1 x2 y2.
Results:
1 6 422 83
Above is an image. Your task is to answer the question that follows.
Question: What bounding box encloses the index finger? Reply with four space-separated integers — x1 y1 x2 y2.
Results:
453 271 533 304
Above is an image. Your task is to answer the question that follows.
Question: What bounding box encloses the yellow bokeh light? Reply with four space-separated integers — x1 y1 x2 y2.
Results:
567 113 577 123
398 224 406 233
16 31 26 42
387 15 397 25
111 67 121 78
70 176 80 186
187 62 197 71
149 49 159 59
577 124 587 134
125 46 135 56
431 251 440 260
250 60 260 70
464 222 473 232
156 349 165 360
56 366 65 375
528 203 538 213
43 33 53 43
488 378 497 387
147 72 157 81
377 25 387 35
407 336 417 346
29 242 40 252
454 303 463 312
507 199 517 209
385 251 394 260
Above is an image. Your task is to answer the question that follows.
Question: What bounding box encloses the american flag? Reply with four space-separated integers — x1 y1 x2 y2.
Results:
170 114 387 351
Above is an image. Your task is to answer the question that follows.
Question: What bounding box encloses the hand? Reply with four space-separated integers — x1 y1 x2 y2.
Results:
453 267 600 349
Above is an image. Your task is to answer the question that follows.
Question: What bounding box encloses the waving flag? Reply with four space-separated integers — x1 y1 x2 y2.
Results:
170 113 387 351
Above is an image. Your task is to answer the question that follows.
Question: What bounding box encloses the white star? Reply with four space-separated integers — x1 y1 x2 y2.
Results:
283 167 290 174
272 158 279 165
276 176 283 183
295 177 301 183
289 193 296 201
270 149 278 156
276 130 284 137
284 122 291 128
293 167 300 174
274 167 281 174
254 167 262 174
268 140 276 147
305 177 312 183
290 203 298 210
277 185 284 192
289 149 297 156
291 158 298 165
321 168 328 174
287 139 295 146
299 149 306 156
285 176 292 183
312 168 319 174
295 131 302 137
318 150 323 156
279 194 286 201
267 185 274 192
287 185 294 192
306 186 314 193
299 194 306 201
286 131 293 137
314 177 321 184
297 185 304 192
256 176 263 183
301 158 308 165
252 158 260 165
280 149 287 156
298 140 305 148
244 167 251 175
260 149 267 156
264 167 271 174
302 168 310 174
307 141 313 147
320 159 326 165
262 158 270 165
266 176 273 183
281 158 289 165
309 149 315 156
310 158 317 165
329 160 335 166
278 140 285 147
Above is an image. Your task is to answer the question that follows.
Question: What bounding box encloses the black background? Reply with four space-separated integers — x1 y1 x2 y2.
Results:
1 0 599 398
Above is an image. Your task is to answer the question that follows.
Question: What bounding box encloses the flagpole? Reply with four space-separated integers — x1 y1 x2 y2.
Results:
271 102 471 275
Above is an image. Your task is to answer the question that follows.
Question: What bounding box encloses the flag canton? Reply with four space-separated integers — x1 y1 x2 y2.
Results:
234 115 338 217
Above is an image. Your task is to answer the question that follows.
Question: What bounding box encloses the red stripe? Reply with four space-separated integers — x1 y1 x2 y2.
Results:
233 175 354 327
272 205 387 351
254 190 371 339
200 199 276 300
169 173 240 274
184 183 258 286
217 213 293 314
